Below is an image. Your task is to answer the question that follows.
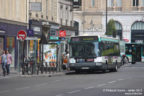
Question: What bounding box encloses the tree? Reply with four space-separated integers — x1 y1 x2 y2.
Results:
105 19 117 38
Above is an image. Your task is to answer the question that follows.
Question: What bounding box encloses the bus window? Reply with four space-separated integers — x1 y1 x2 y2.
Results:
70 42 99 58
100 41 120 56
142 46 144 56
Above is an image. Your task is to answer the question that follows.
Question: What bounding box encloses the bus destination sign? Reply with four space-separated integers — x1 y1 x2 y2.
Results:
71 36 98 42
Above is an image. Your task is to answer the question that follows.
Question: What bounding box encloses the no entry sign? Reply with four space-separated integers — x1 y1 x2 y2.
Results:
17 30 27 40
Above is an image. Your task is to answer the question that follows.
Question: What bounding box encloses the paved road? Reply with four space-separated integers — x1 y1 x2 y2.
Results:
0 63 144 96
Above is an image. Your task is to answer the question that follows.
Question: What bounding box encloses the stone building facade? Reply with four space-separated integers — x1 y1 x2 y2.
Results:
73 0 144 43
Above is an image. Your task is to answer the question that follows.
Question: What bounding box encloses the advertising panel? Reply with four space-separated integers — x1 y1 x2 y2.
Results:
43 44 57 67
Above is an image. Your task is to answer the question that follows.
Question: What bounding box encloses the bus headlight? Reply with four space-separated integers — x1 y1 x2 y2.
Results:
94 57 103 62
96 62 102 66
69 58 76 63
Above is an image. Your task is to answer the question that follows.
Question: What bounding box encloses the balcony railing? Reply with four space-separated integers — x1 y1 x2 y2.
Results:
139 7 144 11
108 7 122 11
73 6 82 11
132 7 139 11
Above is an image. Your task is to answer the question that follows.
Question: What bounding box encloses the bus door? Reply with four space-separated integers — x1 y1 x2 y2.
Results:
135 46 141 62
131 45 137 64
125 44 132 63
142 45 144 62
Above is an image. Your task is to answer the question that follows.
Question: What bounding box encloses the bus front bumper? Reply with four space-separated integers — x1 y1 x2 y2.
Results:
69 63 106 71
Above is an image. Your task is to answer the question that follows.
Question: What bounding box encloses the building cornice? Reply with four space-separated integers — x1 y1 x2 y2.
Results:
74 11 144 16
103 11 144 16
0 18 27 26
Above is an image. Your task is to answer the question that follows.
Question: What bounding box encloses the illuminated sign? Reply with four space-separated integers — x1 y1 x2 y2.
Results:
71 36 98 42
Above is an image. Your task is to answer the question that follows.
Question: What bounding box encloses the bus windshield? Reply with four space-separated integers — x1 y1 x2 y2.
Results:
70 42 99 58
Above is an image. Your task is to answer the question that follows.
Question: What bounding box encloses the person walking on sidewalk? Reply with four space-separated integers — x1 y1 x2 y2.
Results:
6 50 12 75
1 50 7 76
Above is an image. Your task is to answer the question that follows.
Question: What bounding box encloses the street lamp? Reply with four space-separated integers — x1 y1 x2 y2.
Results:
106 0 108 33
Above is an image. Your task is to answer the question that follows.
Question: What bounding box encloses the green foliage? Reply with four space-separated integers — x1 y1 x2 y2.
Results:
105 19 117 38
50 44 56 49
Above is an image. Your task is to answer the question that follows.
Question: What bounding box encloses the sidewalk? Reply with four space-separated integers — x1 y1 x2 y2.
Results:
19 72 65 77
0 70 65 79
0 71 19 79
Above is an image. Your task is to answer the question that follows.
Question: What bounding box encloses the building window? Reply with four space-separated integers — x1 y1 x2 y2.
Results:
142 0 144 6
133 0 139 6
66 20 68 26
60 5 63 9
73 0 82 8
114 21 122 40
108 0 114 7
108 0 122 7
91 0 95 7
115 21 122 30
116 0 122 7
71 21 73 26
60 18 63 25
132 21 144 30
46 16 48 19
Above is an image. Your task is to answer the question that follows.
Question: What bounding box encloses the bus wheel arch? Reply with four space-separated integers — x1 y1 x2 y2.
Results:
113 61 118 72
110 61 118 72
102 61 108 73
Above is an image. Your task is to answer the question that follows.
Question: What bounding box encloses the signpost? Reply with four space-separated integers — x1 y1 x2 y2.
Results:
27 29 34 36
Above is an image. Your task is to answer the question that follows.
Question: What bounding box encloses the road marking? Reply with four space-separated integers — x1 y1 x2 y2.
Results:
56 94 63 96
0 90 9 94
15 86 30 91
84 86 95 90
108 81 116 84
0 75 18 79
35 83 48 87
67 90 81 94
118 79 124 81
55 80 61 82
97 84 106 87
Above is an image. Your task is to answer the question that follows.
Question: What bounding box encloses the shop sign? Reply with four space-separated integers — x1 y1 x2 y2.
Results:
17 30 27 40
135 40 143 44
27 29 34 36
0 30 5 34
25 37 38 40
50 36 59 40
59 30 66 37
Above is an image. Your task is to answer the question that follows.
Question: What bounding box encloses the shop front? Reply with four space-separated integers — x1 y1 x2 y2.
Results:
0 21 27 70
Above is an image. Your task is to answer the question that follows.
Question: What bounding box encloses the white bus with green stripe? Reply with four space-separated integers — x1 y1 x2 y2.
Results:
68 35 122 73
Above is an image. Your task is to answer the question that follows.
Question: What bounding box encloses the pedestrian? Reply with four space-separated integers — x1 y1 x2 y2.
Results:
6 50 12 75
62 53 68 70
0 55 2 75
1 50 7 76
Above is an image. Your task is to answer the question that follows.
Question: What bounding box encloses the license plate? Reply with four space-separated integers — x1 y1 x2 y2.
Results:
81 67 89 69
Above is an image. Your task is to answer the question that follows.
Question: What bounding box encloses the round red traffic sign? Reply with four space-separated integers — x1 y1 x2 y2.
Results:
17 30 27 40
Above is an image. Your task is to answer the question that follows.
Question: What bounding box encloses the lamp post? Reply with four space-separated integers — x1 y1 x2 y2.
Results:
106 0 108 33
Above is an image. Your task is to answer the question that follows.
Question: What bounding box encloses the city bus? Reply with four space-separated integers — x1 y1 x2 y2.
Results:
68 35 122 73
125 43 144 64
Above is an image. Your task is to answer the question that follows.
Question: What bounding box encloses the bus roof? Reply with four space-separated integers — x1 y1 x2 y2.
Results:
70 35 119 42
